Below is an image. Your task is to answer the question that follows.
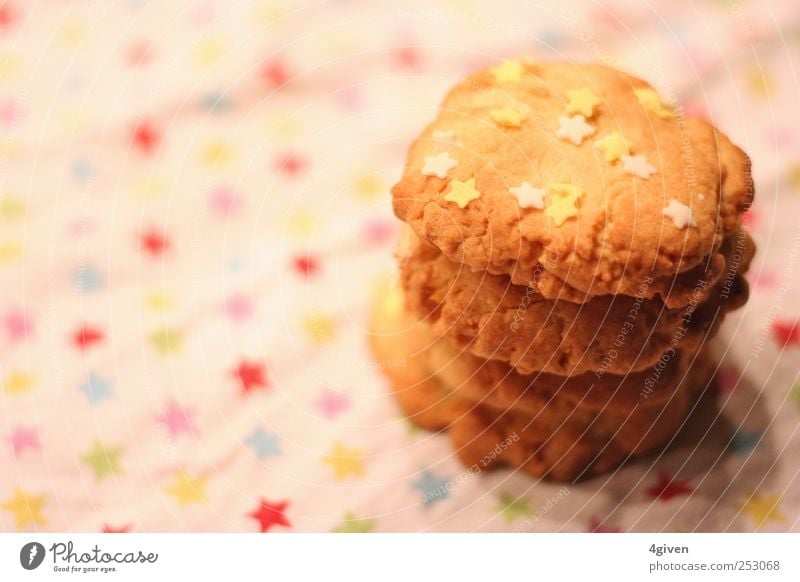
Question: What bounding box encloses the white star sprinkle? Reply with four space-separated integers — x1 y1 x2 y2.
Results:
509 181 545 209
661 199 697 229
556 115 595 145
432 129 457 141
621 154 657 179
421 152 458 179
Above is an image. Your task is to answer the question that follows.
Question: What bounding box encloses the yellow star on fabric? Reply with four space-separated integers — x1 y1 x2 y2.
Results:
80 440 124 482
322 442 365 480
740 492 785 529
443 178 480 209
594 131 633 163
149 327 183 355
302 311 336 345
353 175 383 200
490 108 526 128
2 488 47 529
634 87 675 119
565 87 601 117
192 36 227 67
201 140 235 168
165 470 208 506
0 241 23 263
490 60 524 84
4 370 35 394
545 183 585 226
144 290 176 312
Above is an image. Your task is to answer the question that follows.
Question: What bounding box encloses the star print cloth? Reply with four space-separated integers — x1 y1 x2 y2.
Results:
1 0 799 533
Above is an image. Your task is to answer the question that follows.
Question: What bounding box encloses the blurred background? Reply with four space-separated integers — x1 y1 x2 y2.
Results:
0 0 798 532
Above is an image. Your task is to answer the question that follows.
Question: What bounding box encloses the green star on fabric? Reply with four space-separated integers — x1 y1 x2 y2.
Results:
149 328 182 355
790 383 800 411
332 512 376 533
80 440 124 481
493 491 533 523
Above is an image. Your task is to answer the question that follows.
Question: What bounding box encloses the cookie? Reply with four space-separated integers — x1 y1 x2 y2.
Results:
368 284 715 480
391 61 753 304
401 229 754 376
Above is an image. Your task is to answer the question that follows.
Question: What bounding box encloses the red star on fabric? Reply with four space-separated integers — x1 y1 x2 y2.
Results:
125 40 153 66
772 320 800 348
393 46 422 70
247 498 291 532
645 471 693 501
140 228 170 257
101 523 132 533
261 59 289 88
131 120 160 154
275 153 307 177
291 255 319 277
72 325 104 350
0 3 17 31
231 360 270 394
588 516 622 533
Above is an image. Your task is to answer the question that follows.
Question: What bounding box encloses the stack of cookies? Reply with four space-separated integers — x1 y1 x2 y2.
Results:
370 60 755 481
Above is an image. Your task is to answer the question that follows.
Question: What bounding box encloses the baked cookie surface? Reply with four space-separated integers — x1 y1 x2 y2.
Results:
368 284 716 481
391 61 753 302
401 230 754 376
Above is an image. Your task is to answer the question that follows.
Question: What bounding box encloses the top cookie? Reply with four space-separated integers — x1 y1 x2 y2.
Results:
392 60 753 302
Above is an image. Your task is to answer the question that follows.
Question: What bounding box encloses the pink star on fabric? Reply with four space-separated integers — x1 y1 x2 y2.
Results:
3 308 32 341
0 100 23 128
208 186 242 217
158 400 197 439
315 388 351 420
9 426 41 456
223 293 254 323
362 218 397 245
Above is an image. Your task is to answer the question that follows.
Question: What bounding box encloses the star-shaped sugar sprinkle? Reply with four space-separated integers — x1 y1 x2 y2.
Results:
490 60 524 84
421 151 458 179
594 131 632 163
661 198 697 229
566 87 601 117
509 182 545 209
621 154 657 179
432 129 456 141
556 115 595 145
444 177 480 209
490 107 526 128
634 87 675 119
545 183 585 226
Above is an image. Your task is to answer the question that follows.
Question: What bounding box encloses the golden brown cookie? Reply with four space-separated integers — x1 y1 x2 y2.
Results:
401 229 754 376
391 61 753 304
368 285 716 481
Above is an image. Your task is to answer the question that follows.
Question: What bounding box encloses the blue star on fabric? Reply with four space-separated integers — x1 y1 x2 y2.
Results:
246 428 282 460
72 160 95 183
199 92 233 113
73 264 105 293
729 429 763 455
79 372 113 404
412 469 451 505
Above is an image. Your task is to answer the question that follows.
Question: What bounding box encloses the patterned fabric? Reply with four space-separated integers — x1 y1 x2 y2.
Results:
1 0 799 532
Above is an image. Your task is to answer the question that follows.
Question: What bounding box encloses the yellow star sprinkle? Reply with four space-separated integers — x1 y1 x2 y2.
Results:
594 131 633 163
165 470 208 506
4 370 35 394
323 442 365 480
443 178 480 209
490 60 524 84
545 183 585 226
740 492 785 530
490 108 526 128
565 87 601 117
2 488 47 529
634 87 675 119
